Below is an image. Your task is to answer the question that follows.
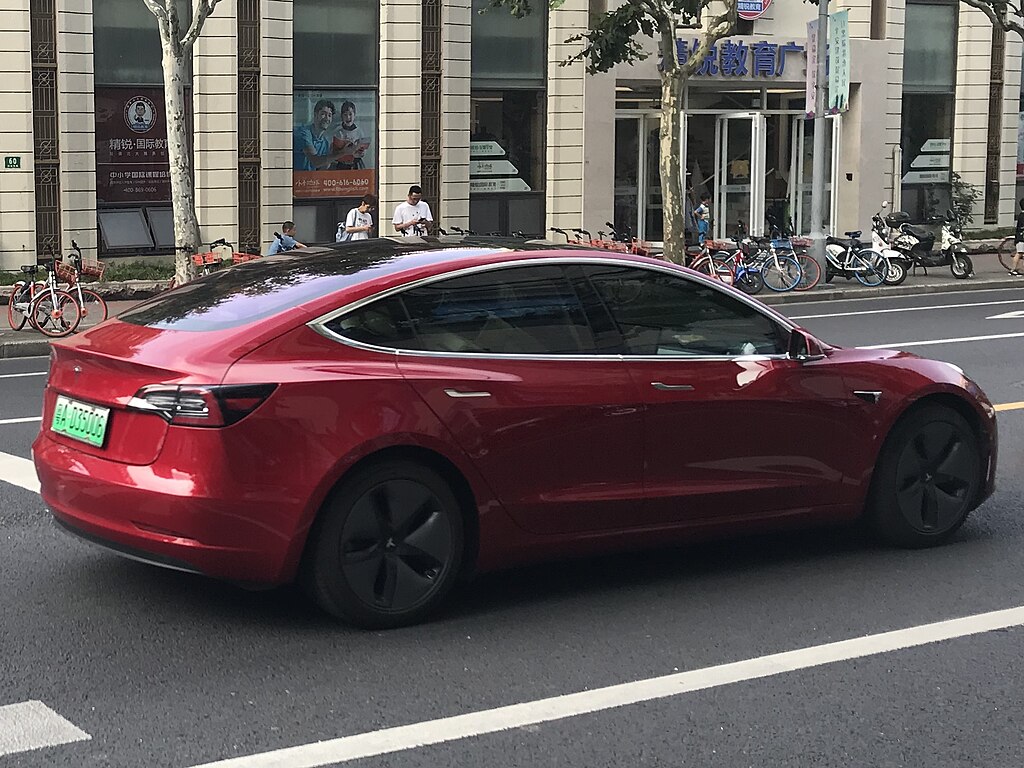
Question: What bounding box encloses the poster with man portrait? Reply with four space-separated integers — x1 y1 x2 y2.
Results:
293 90 377 199
95 87 171 203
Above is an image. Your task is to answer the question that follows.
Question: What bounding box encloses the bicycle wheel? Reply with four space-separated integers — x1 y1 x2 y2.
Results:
693 255 735 284
794 254 822 291
76 288 108 329
761 255 802 292
852 249 886 287
30 290 82 338
998 236 1016 271
735 269 765 295
7 284 31 330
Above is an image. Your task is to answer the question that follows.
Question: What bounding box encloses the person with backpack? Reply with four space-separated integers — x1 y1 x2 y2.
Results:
337 195 377 242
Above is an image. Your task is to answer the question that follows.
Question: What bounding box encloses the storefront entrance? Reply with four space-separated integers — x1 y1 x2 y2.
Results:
615 98 841 242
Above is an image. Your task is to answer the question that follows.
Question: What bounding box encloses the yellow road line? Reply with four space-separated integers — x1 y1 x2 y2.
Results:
995 402 1024 412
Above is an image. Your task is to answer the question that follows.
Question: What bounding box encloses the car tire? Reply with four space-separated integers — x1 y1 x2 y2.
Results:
305 460 465 629
866 405 982 549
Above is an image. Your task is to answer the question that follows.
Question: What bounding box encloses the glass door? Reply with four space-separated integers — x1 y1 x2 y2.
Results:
613 117 642 240
790 115 841 235
714 113 766 239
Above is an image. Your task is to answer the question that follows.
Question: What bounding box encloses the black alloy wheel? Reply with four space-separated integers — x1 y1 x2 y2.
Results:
306 461 465 628
866 406 982 548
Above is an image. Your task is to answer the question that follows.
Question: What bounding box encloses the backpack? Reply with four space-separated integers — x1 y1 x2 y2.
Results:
337 208 359 243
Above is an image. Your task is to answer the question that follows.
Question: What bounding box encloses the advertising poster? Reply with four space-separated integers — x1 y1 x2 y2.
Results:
293 90 376 199
95 87 171 203
828 10 851 114
738 0 773 21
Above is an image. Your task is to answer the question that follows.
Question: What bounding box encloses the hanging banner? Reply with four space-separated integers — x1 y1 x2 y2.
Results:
805 20 818 118
293 90 377 199
828 10 851 114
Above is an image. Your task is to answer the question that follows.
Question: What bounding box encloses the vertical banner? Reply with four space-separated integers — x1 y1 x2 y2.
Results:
293 90 377 199
95 87 171 203
828 9 851 114
805 19 818 119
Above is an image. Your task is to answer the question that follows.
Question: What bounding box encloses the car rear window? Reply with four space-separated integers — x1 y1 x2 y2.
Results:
119 243 509 331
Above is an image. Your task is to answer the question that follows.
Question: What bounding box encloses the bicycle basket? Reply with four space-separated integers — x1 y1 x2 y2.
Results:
191 252 221 267
231 252 261 264
79 259 105 279
53 261 77 285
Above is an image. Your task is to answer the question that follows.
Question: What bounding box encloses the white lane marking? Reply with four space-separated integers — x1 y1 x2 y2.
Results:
0 451 40 493
987 310 1024 319
861 332 1024 349
0 371 47 379
783 286 1020 310
188 605 1024 768
0 417 41 425
0 700 90 757
790 297 1024 320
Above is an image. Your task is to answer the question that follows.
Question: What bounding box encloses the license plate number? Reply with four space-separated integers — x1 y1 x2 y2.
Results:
51 395 110 448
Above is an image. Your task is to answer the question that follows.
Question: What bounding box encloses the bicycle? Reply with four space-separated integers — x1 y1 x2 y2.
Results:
997 235 1018 272
168 238 259 289
8 259 82 337
686 240 735 284
51 241 108 330
732 223 803 293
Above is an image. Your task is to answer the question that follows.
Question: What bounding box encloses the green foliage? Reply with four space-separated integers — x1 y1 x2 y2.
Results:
101 261 175 282
951 171 982 226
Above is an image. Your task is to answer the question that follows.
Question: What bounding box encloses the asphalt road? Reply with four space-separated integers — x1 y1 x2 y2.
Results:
1 287 1023 768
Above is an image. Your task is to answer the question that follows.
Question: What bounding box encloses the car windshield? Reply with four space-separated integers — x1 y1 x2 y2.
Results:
118 243 509 332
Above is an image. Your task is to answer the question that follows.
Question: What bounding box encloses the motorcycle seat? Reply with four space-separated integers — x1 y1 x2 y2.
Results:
905 225 933 240
827 236 856 248
844 230 862 239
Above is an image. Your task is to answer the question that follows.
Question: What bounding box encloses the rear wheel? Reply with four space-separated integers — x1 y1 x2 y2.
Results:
951 254 973 279
305 460 465 629
7 283 30 330
761 254 802 292
693 255 734 284
735 270 764 295
30 290 81 338
883 258 908 286
852 250 886 287
997 236 1015 271
793 253 821 291
866 406 982 548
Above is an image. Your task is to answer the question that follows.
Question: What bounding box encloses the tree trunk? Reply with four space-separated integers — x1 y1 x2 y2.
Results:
659 70 686 265
161 39 201 285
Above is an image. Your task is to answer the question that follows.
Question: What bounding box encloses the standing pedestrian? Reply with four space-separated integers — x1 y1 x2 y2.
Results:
684 183 697 246
694 193 712 244
338 195 377 242
1011 198 1024 277
393 185 433 237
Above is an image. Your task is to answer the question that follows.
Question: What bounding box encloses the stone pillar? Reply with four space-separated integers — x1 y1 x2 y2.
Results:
952 4 993 223
260 0 292 250
0 0 35 270
546 0 587 232
441 0 471 230
379 0 422 232
999 35 1022 226
56 0 97 261
194 0 239 246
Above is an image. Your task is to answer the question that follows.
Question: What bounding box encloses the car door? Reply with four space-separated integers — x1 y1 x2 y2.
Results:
330 263 645 536
575 262 857 527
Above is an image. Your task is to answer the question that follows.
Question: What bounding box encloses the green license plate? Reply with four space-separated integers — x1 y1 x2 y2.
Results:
51 395 110 448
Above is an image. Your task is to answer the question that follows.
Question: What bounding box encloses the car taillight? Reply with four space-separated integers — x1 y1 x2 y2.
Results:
127 384 277 427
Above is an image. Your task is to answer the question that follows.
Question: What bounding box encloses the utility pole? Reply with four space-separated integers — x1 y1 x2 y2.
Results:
809 0 830 278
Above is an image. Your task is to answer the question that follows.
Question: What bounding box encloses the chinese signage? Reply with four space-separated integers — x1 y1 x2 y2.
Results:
738 0 773 21
806 20 819 118
676 39 805 78
828 10 851 113
293 90 376 199
95 87 171 203
469 139 532 194
903 138 951 185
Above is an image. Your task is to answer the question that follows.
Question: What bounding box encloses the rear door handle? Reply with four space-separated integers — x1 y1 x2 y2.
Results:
444 389 492 399
651 382 695 392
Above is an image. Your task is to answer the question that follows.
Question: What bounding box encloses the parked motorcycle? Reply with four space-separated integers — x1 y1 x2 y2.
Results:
870 202 911 286
885 207 973 279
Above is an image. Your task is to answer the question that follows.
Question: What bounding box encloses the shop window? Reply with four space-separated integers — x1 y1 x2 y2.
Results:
293 0 377 88
901 94 955 221
94 0 190 85
471 0 546 89
98 209 154 250
903 2 957 92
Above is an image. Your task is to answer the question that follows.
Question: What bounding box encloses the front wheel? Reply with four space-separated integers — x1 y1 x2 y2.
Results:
304 461 466 629
865 406 982 548
7 283 30 330
693 255 734 284
852 250 886 287
997 236 1015 271
761 254 802 292
951 253 973 279
794 254 822 291
30 290 82 338
883 258 909 286
76 288 108 329
735 269 765 294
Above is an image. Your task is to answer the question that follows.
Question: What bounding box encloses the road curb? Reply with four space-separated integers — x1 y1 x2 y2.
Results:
0 338 51 359
0 279 165 305
759 278 1020 306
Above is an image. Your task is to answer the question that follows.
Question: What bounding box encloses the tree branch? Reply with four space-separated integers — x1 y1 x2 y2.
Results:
142 0 168 23
960 0 1024 37
180 0 222 51
677 0 737 79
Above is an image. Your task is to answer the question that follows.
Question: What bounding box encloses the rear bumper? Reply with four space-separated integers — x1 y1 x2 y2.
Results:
34 431 297 584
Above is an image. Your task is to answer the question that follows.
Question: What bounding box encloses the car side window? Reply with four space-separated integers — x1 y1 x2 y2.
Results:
581 264 788 357
326 265 600 355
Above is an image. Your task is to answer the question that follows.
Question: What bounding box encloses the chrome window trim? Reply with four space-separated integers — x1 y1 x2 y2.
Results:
307 256 797 363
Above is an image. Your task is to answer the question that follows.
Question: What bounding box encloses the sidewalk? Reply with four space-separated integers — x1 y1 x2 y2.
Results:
0 255 1020 359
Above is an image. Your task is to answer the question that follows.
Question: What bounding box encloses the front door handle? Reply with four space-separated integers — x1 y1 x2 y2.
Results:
651 382 695 392
444 389 492 399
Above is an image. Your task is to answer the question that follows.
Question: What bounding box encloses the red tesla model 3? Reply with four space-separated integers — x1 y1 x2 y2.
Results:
33 239 997 628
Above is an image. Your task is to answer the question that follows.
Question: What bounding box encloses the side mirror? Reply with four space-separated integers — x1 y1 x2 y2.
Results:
881 201 890 210
788 329 826 363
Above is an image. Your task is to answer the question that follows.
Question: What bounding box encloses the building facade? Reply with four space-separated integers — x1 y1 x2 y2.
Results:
0 0 1019 270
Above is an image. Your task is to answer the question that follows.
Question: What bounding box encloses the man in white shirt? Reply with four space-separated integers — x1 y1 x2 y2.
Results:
393 185 433 237
338 194 377 242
